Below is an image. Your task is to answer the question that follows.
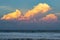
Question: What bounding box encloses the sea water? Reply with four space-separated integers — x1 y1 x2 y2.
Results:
0 32 60 40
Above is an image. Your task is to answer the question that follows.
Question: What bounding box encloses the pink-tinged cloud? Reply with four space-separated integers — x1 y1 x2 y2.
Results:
40 14 58 23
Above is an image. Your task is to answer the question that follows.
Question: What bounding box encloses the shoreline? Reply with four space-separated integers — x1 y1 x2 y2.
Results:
0 30 60 32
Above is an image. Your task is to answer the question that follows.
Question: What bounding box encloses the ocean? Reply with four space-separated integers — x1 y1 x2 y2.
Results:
0 32 60 40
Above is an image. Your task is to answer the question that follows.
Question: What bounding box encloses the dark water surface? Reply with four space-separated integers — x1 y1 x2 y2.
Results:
0 32 60 40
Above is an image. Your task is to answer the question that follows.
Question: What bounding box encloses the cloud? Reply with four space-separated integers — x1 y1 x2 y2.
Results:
55 13 60 16
0 3 60 30
1 9 22 20
0 3 58 23
40 14 58 23
0 6 15 11
24 3 51 18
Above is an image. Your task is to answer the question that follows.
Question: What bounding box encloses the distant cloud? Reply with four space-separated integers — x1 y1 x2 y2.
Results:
24 3 51 18
1 9 22 20
55 13 60 16
0 6 15 11
40 14 58 23
0 3 58 23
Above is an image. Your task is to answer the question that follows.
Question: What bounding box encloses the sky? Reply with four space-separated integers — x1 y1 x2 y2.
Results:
0 0 60 30
0 0 60 14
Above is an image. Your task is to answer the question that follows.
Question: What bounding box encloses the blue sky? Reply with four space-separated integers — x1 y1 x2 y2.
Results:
0 0 59 18
0 0 60 18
